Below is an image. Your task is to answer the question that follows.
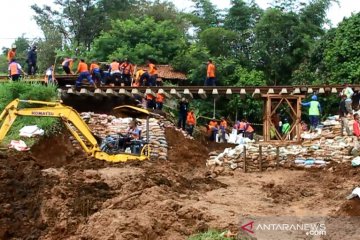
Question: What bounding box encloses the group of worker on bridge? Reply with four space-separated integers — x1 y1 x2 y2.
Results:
5 44 217 87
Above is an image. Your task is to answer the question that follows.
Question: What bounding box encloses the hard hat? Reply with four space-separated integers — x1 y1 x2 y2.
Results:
311 95 318 101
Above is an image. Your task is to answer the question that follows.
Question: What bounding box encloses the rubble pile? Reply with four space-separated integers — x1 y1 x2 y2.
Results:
208 117 356 172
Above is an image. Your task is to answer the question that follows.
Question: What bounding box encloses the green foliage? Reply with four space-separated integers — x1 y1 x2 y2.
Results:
199 28 239 57
0 82 61 146
90 17 187 64
190 0 221 31
188 230 234 240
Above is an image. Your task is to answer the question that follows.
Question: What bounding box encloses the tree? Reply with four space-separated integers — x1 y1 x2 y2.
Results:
89 17 187 64
189 0 220 31
199 27 239 57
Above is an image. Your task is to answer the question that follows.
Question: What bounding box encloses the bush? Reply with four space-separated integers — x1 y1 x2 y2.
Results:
188 230 234 240
0 82 62 146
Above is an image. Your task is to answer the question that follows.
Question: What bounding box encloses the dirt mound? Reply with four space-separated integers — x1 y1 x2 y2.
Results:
336 198 360 216
0 126 231 240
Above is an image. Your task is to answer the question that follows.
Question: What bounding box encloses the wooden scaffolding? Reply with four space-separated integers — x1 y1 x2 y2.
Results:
262 94 305 143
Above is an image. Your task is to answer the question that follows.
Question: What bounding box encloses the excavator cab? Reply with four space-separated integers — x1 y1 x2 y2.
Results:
110 105 152 156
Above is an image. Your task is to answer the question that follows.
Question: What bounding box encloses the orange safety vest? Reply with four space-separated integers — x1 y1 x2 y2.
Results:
7 50 16 62
77 62 88 73
149 63 157 75
187 112 196 125
110 62 120 72
90 63 100 72
238 122 246 130
220 120 227 128
146 94 155 100
9 62 19 75
208 120 218 130
207 63 216 78
156 93 165 103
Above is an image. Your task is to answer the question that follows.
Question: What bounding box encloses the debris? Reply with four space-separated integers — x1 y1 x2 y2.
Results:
9 140 30 151
19 125 44 137
352 157 360 167
346 187 360 200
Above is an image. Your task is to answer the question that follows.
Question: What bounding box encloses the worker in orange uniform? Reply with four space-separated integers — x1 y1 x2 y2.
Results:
7 45 16 63
186 110 196 136
148 60 157 86
220 117 228 142
146 94 156 109
205 59 216 86
208 119 218 141
62 57 74 74
120 59 134 86
244 119 254 140
109 59 121 86
156 92 165 110
75 59 95 88
90 60 102 86
8 59 26 81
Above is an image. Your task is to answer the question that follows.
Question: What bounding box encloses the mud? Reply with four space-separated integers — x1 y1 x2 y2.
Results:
0 128 359 239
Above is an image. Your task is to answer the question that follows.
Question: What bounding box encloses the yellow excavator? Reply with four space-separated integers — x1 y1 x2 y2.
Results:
0 99 151 162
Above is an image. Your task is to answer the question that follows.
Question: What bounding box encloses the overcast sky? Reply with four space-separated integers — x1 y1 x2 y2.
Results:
1 0 359 49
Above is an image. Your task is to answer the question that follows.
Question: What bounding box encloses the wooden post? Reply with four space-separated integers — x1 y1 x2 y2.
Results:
243 145 247 173
276 146 280 170
259 145 262 172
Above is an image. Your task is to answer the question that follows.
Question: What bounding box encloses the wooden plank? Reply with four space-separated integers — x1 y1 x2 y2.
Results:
331 88 337 93
293 88 301 94
259 145 262 172
307 88 313 94
198 89 207 99
243 145 247 173
318 87 325 94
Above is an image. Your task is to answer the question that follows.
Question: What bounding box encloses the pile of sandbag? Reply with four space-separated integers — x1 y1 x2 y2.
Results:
207 136 355 172
71 112 169 160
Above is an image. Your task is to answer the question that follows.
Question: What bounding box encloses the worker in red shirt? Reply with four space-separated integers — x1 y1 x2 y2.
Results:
220 117 228 142
205 59 216 86
353 113 360 138
186 110 196 136
75 59 95 88
155 93 165 110
7 45 16 63
120 59 134 86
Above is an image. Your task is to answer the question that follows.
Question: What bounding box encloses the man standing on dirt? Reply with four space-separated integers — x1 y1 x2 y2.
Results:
339 94 351 136
178 98 189 130
186 109 196 136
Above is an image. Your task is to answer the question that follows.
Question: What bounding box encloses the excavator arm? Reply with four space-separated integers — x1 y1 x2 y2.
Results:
0 99 149 162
